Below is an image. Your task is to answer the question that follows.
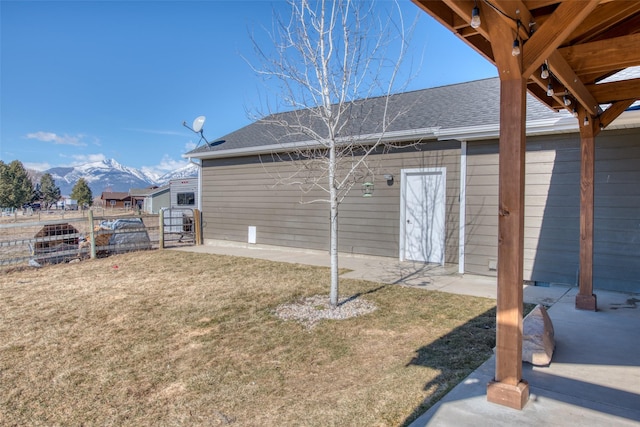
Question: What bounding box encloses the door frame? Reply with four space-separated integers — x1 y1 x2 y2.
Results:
399 167 447 264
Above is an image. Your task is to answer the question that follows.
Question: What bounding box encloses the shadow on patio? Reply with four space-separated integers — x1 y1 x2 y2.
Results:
406 287 640 426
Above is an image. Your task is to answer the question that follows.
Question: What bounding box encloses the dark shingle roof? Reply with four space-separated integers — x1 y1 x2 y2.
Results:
186 78 564 157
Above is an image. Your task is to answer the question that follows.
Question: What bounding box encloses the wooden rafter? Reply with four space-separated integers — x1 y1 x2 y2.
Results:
412 0 640 122
566 1 640 44
548 50 601 116
560 33 640 76
522 0 600 78
587 78 640 104
600 100 636 128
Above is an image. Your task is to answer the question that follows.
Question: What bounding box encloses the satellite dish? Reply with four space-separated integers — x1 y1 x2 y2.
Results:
192 116 206 133
182 115 225 149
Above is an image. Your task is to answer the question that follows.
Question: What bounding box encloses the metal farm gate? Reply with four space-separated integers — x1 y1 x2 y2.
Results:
160 208 201 248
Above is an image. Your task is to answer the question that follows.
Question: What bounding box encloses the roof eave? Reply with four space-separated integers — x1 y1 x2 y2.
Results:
183 127 441 160
438 109 640 141
184 110 640 161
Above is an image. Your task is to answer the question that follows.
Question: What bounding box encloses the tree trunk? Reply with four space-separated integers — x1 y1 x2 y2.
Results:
329 144 339 308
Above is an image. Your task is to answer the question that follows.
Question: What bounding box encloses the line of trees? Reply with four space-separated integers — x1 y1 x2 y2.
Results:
0 160 93 209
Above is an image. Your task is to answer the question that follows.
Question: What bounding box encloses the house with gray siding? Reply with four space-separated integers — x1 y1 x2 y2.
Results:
185 77 640 293
129 185 170 214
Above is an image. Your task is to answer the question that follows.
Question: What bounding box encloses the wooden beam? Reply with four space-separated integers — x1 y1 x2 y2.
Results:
577 108 598 311
566 1 640 45
411 0 457 27
487 76 529 410
487 0 533 41
462 34 495 64
417 0 488 37
526 81 558 110
523 0 560 9
586 78 640 104
548 50 600 116
529 71 569 109
484 0 522 77
413 0 496 64
560 33 640 76
581 12 640 43
600 100 636 129
522 0 599 79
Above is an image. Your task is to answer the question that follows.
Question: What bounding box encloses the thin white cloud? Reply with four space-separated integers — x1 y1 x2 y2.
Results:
184 140 197 151
65 153 107 165
141 155 189 179
125 128 186 136
25 131 87 147
24 162 52 171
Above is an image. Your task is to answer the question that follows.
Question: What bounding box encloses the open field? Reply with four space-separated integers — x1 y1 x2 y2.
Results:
0 207 127 224
0 250 499 426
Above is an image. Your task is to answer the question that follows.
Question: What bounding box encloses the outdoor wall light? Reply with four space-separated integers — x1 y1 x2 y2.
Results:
362 182 374 197
383 174 394 185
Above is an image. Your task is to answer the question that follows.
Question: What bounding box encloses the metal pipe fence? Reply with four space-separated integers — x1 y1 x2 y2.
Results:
0 211 161 268
0 208 202 269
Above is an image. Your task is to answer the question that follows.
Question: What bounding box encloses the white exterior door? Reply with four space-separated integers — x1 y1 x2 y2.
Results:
401 168 446 264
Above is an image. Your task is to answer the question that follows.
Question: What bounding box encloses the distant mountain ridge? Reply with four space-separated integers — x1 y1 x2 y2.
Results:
43 159 197 196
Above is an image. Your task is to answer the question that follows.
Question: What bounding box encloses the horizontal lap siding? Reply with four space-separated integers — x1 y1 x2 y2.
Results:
465 129 640 293
202 158 329 250
466 136 582 282
592 134 640 292
525 138 580 284
201 141 460 260
465 140 499 276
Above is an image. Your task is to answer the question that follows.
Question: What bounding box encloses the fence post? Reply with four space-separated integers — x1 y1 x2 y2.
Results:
194 209 202 245
159 209 164 249
88 209 96 259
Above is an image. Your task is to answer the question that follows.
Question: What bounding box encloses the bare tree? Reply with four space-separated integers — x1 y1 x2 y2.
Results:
251 0 416 307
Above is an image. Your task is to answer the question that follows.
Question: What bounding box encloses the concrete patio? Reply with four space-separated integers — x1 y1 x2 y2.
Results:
410 287 640 426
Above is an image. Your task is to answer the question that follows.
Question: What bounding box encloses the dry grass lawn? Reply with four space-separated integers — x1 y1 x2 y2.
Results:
0 250 499 426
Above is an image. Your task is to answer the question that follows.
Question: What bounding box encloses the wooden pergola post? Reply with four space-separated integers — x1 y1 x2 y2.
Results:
486 76 530 410
481 5 529 409
576 109 599 311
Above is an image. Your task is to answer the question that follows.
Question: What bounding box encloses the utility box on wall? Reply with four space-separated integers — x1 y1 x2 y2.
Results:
248 226 257 244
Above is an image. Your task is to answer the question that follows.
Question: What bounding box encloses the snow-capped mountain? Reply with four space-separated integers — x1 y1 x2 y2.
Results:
45 159 197 196
156 163 199 184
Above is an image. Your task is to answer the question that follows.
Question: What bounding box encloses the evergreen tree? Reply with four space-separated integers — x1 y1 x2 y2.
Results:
32 183 43 204
0 160 34 208
40 173 61 209
71 178 93 207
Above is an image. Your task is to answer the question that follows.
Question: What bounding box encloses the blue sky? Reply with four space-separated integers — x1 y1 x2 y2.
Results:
0 0 497 177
